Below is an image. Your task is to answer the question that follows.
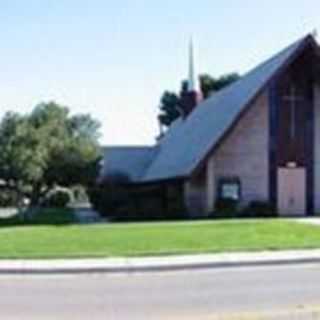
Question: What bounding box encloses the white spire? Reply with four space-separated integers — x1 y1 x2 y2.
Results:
188 38 200 92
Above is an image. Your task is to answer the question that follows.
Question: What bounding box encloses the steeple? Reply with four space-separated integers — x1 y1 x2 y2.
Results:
180 38 202 117
188 38 200 92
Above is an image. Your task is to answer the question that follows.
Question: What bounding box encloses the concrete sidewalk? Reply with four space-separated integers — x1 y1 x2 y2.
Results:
2 249 320 274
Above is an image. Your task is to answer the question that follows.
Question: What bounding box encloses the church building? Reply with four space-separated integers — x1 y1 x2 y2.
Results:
101 34 320 217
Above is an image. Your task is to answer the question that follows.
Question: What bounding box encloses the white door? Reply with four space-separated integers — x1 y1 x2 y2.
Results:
278 168 306 216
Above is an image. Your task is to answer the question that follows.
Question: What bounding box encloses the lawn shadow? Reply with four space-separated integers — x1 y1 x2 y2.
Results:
0 207 76 228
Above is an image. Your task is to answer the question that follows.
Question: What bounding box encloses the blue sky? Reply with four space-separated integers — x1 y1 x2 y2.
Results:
0 1 319 145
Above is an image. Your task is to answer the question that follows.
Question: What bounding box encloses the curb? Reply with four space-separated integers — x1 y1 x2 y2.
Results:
1 251 320 275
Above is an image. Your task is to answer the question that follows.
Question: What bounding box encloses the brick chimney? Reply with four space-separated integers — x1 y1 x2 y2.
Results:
180 90 202 116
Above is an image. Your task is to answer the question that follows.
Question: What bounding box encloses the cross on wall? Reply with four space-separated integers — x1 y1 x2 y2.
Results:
282 86 304 140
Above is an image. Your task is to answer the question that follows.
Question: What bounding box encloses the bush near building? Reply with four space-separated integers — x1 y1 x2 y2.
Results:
88 181 186 222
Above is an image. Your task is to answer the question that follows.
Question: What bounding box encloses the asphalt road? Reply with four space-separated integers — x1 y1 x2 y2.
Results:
1 264 320 319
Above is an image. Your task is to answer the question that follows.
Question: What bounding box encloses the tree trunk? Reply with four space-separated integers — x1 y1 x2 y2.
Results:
16 186 26 222
30 183 42 207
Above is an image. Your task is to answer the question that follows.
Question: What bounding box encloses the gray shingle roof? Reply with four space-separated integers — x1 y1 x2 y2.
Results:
102 35 316 184
101 146 157 182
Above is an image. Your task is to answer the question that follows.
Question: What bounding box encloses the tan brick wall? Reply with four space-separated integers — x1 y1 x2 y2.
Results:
209 91 270 208
313 85 320 212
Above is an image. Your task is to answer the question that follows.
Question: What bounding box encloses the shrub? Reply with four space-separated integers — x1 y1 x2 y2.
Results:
88 172 133 219
43 190 71 208
240 201 276 218
0 190 19 207
0 208 75 227
88 182 187 222
88 184 131 218
213 198 239 218
30 208 75 225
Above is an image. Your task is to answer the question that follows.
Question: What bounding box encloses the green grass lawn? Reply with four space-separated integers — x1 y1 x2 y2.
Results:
1 219 320 259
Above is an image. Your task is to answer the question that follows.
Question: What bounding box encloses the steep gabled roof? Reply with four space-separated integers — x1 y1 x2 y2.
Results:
101 146 157 182
140 34 316 182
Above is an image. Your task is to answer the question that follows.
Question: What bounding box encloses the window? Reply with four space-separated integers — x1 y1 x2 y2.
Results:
218 178 241 201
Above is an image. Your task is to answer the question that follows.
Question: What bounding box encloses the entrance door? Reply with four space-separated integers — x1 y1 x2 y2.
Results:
277 168 306 216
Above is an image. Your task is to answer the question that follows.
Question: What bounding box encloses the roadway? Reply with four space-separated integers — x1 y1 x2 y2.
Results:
1 264 320 319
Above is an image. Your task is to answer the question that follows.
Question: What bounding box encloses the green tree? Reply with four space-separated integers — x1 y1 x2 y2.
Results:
200 73 240 98
158 73 240 128
0 102 101 209
158 91 181 127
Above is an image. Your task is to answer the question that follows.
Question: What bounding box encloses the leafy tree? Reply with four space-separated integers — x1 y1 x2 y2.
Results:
158 73 240 127
158 91 181 127
0 102 101 209
200 73 240 98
